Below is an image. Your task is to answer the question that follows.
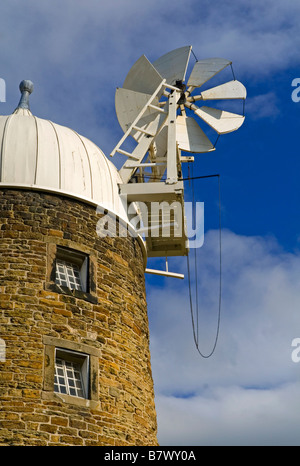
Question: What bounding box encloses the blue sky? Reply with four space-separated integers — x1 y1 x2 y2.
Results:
1 0 300 446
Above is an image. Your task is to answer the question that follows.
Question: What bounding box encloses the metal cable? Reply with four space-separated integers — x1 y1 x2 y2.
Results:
187 174 222 358
191 49 199 62
191 164 199 342
230 63 236 81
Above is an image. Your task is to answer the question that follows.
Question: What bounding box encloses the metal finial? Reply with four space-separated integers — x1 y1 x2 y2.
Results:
16 80 34 110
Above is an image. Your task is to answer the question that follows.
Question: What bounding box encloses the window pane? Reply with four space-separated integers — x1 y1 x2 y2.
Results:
55 259 83 291
54 353 87 399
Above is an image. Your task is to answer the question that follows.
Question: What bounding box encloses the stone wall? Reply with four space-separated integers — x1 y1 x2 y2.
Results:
0 189 158 446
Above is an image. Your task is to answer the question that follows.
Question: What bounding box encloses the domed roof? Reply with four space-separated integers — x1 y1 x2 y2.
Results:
0 80 128 222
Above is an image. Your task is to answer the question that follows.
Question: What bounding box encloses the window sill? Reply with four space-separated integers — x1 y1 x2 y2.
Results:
42 390 100 409
45 282 98 304
43 336 101 408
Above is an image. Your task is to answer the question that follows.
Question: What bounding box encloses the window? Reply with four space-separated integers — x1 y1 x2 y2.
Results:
55 247 88 293
43 336 100 408
55 260 83 291
54 348 89 399
45 243 98 304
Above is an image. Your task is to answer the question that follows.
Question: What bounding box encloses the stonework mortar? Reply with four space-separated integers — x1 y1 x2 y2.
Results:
0 189 158 446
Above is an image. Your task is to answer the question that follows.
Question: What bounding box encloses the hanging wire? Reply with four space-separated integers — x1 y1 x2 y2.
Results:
186 173 222 358
130 172 220 183
213 134 220 149
191 164 199 342
191 49 199 62
230 62 246 117
230 63 236 81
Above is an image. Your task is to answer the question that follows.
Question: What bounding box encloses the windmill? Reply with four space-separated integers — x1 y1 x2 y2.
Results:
110 46 246 274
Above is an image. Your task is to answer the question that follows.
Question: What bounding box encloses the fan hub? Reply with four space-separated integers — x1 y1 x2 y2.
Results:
174 80 186 106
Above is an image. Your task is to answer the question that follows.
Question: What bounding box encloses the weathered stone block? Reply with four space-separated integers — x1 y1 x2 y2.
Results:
0 190 157 446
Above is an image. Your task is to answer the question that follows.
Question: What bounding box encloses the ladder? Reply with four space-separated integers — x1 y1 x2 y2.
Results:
110 79 180 185
111 79 189 257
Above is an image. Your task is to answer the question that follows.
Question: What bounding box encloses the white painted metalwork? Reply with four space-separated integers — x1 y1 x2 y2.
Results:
0 105 129 223
195 80 247 101
190 105 245 134
166 89 179 184
123 55 164 95
187 57 232 88
115 88 161 136
176 115 215 153
111 46 247 259
152 46 191 86
145 268 184 279
1 47 247 269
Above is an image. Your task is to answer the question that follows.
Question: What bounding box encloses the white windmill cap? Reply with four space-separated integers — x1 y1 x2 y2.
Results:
0 80 131 226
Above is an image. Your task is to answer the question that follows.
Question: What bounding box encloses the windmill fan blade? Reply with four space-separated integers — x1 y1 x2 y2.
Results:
200 80 247 100
177 115 215 153
115 87 160 134
152 46 192 85
194 106 245 134
187 58 232 88
153 123 168 159
123 55 164 96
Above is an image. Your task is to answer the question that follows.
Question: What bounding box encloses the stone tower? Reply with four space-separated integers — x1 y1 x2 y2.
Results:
0 81 158 446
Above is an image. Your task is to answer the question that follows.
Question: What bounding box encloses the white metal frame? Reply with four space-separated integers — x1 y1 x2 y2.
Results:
54 348 89 399
55 247 88 292
110 83 189 256
111 79 189 258
111 47 246 261
111 79 182 186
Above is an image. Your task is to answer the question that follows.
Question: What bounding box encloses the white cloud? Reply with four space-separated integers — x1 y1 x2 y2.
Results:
147 230 300 445
155 382 300 446
1 0 300 153
1 1 300 445
246 92 280 119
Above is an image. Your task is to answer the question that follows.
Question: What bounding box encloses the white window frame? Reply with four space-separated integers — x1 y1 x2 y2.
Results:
55 247 88 293
54 348 90 399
